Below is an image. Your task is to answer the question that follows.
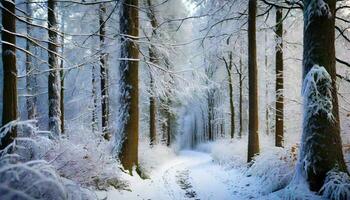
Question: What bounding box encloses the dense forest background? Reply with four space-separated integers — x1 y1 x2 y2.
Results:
1 0 350 199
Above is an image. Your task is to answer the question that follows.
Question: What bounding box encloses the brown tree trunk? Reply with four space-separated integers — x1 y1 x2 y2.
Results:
149 73 156 145
298 0 348 192
275 8 284 147
1 0 17 150
146 0 158 146
119 0 139 172
247 0 259 163
48 0 62 135
26 0 37 121
99 3 110 140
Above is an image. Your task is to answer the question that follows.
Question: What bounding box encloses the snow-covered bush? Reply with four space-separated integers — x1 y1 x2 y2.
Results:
0 159 67 200
0 158 96 200
44 127 123 190
320 170 350 200
0 121 96 199
245 146 297 194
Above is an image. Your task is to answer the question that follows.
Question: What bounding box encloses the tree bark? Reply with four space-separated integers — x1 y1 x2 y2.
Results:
146 0 158 146
247 0 259 163
48 0 62 135
60 10 65 134
99 3 110 140
299 0 348 192
119 0 139 172
26 0 37 121
1 0 17 150
208 99 213 141
166 108 171 146
224 52 235 138
149 73 156 145
265 29 270 136
275 8 284 147
91 65 98 133
239 57 243 138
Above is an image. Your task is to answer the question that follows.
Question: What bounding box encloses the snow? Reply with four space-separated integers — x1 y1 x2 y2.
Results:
96 139 307 200
302 64 334 121
320 170 350 200
97 150 235 200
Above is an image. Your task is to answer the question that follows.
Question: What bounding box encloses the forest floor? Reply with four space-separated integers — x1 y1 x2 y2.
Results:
96 150 263 200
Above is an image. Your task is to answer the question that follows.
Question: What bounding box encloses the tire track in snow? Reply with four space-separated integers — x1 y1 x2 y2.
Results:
175 169 198 199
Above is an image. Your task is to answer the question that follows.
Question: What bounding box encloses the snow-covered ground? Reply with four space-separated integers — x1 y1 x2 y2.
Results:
97 150 268 200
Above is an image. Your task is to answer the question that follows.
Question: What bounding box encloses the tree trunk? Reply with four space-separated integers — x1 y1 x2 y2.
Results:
26 0 37 121
149 73 156 145
225 52 235 138
119 0 139 172
48 0 62 135
99 3 110 140
275 8 284 147
265 29 270 136
60 10 65 134
247 0 259 163
166 108 171 146
208 99 213 141
1 0 17 150
239 57 243 138
146 0 158 146
298 0 348 192
91 65 98 132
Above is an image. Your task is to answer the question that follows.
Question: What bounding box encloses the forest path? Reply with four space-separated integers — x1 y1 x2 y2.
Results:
97 150 237 200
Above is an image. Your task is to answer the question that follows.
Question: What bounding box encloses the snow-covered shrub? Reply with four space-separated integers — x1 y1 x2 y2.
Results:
0 121 97 199
0 160 67 200
0 158 96 200
44 127 123 189
0 120 53 162
320 170 350 200
245 146 297 194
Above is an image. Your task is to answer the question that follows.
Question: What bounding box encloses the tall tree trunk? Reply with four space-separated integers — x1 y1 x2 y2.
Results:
247 0 259 162
275 8 284 147
149 73 156 145
225 52 235 138
239 57 243 138
119 0 139 172
26 0 37 121
60 10 65 134
208 98 213 141
166 108 171 146
99 3 110 140
146 0 158 146
1 0 17 150
298 0 348 192
265 29 270 136
91 65 98 132
48 0 62 135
